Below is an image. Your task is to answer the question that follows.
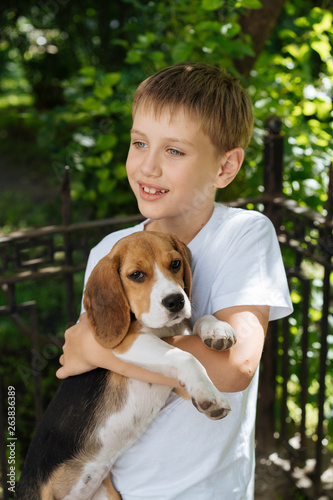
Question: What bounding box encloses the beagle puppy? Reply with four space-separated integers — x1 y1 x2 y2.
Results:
17 231 236 500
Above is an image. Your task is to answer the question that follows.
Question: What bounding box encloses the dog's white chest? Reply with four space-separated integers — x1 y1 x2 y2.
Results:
98 379 172 448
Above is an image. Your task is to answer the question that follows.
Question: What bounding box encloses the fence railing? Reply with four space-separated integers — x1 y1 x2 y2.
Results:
0 117 332 499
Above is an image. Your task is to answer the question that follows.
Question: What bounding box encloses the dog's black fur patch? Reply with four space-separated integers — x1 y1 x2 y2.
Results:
16 368 114 499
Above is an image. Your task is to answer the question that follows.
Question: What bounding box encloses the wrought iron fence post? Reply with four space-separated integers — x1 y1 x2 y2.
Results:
263 116 284 197
256 117 285 452
314 162 333 496
30 304 44 424
61 166 76 325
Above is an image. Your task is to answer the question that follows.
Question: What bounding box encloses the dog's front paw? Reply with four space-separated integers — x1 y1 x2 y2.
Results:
194 315 237 351
190 388 231 420
178 355 231 420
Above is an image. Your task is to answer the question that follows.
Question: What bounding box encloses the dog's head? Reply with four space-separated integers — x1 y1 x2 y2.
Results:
83 231 192 348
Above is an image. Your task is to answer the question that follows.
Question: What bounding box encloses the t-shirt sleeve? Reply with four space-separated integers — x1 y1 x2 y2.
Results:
210 213 293 321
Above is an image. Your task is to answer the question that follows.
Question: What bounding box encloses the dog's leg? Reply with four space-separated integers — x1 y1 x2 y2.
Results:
113 333 231 420
92 476 121 500
193 315 237 351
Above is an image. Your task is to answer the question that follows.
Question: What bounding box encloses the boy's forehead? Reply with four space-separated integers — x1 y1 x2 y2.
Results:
131 104 218 151
133 102 196 125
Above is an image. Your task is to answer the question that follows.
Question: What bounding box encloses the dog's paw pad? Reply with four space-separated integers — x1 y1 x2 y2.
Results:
204 334 235 351
200 323 237 351
209 407 229 419
198 318 237 352
191 397 230 420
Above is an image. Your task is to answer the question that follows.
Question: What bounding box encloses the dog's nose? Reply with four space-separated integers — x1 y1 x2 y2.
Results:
162 293 185 313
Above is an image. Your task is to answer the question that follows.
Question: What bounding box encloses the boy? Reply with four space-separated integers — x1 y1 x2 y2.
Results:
57 62 292 499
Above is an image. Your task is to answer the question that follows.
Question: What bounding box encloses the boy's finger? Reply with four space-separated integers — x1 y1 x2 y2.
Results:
55 367 66 379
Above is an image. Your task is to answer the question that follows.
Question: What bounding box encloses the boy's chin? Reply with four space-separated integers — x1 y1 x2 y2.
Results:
136 202 162 221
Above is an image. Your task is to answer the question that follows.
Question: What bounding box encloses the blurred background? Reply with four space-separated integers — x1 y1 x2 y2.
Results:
0 0 332 228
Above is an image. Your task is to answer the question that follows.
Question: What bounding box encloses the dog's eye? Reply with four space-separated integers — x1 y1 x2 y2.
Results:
170 260 181 273
128 271 146 282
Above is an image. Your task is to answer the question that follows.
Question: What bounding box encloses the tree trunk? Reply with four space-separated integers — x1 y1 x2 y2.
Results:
234 0 286 76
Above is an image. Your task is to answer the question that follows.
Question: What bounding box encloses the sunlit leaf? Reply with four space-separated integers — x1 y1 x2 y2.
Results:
94 85 113 99
101 150 113 165
81 97 104 112
311 38 331 62
303 101 316 116
313 12 332 34
103 73 121 87
86 156 102 167
316 101 332 120
236 0 262 8
291 290 302 304
294 16 310 28
79 66 96 78
201 0 223 11
309 309 322 322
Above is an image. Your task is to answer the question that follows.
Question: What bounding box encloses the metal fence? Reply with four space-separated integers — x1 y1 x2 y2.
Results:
0 118 332 499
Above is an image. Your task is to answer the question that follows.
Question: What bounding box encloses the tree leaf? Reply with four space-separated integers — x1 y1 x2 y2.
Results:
201 0 223 11
94 85 113 99
79 66 96 78
236 0 262 9
171 42 194 63
103 72 121 87
95 133 117 151
311 38 331 62
101 150 113 165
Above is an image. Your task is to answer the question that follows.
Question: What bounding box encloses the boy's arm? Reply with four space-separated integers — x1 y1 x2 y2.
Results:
56 313 179 386
165 305 269 392
56 306 268 393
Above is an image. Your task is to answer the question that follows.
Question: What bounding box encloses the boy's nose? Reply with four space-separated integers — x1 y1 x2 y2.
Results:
141 151 162 177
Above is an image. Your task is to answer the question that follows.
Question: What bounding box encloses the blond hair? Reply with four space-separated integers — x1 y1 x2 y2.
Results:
132 62 253 154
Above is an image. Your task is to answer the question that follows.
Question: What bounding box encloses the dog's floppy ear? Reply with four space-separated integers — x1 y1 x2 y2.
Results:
83 252 131 349
170 236 192 299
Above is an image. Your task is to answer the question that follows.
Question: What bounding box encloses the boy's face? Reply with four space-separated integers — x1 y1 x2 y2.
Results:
126 105 223 224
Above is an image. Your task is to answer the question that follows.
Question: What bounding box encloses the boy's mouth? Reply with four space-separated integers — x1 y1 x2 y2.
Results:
142 186 168 194
139 182 169 196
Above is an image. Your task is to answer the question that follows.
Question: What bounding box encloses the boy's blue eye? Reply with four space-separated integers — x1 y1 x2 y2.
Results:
134 141 147 149
168 148 183 156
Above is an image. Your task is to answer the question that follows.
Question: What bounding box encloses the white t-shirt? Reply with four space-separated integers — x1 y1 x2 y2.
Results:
82 203 293 500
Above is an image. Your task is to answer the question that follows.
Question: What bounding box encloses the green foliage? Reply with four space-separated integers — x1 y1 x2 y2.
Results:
1 0 259 222
248 2 333 212
1 0 332 222
278 259 333 450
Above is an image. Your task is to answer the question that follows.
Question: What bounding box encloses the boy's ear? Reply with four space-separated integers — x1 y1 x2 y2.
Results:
214 148 244 189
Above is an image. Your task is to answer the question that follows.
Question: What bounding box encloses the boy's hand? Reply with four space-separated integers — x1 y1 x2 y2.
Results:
56 313 102 379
